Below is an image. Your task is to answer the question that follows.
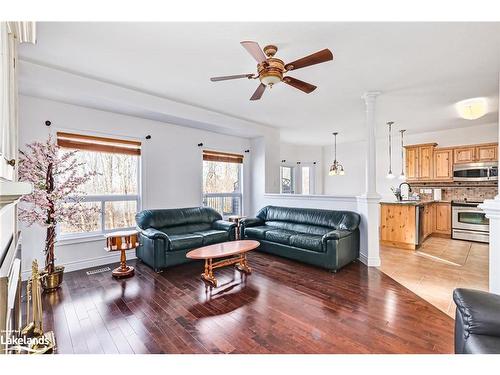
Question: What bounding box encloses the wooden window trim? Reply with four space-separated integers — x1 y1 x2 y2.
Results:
57 132 141 155
203 150 243 164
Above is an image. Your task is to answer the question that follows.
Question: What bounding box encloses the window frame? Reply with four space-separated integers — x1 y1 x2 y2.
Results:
201 152 244 218
56 137 142 241
280 164 296 194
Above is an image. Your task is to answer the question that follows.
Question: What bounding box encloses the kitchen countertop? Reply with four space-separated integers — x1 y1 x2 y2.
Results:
380 200 451 206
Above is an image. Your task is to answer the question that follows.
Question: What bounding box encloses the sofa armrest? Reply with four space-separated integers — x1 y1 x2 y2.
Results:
454 288 500 337
139 228 170 241
212 220 236 232
322 229 352 242
241 217 264 228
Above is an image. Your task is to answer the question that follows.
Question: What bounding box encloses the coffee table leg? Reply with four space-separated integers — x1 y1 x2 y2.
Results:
201 258 217 287
235 253 252 274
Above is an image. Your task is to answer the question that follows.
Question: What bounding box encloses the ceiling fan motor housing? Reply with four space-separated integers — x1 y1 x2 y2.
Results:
258 57 285 86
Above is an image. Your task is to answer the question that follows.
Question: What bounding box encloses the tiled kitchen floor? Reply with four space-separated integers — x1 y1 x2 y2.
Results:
380 237 489 318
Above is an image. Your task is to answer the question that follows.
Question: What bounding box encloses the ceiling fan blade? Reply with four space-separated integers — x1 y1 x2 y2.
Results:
283 76 317 93
285 49 333 71
250 83 266 101
210 74 254 82
240 41 267 63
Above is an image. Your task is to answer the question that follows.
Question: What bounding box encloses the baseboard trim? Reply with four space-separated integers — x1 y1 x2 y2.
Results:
21 250 137 280
358 252 380 267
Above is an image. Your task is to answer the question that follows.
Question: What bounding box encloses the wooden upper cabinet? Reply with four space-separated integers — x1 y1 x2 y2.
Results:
405 146 418 180
476 144 497 162
418 145 434 180
433 148 453 181
454 146 475 164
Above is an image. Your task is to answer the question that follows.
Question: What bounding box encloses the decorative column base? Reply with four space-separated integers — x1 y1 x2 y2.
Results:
356 194 382 267
479 198 500 294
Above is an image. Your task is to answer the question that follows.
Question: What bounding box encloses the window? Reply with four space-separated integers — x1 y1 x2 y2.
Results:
280 164 315 194
202 150 243 217
56 132 141 237
301 166 310 195
280 166 295 194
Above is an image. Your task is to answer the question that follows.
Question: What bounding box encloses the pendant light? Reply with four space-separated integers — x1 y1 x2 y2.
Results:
386 121 395 179
399 129 406 179
329 132 345 176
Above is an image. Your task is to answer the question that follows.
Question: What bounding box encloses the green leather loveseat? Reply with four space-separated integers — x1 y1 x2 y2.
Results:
241 205 360 272
135 207 236 272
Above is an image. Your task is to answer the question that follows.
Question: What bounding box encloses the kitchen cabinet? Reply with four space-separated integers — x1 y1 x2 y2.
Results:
405 143 437 182
422 203 434 240
433 148 453 181
380 201 451 250
434 202 451 235
405 146 418 180
380 203 417 250
476 144 497 162
454 146 476 164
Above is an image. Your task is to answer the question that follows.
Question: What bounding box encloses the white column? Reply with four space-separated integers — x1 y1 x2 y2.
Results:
357 91 382 267
478 75 500 293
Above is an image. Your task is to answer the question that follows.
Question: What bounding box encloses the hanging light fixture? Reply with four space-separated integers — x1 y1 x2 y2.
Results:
329 132 345 176
386 121 395 179
399 129 406 179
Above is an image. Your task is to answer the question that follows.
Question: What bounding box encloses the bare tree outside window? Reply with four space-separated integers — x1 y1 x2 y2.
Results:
202 160 242 216
59 148 140 235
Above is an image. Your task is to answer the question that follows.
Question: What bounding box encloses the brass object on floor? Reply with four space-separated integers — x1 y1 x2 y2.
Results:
40 265 64 292
16 260 56 354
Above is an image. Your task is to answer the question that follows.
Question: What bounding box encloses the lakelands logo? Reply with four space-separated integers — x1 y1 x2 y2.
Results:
0 330 52 348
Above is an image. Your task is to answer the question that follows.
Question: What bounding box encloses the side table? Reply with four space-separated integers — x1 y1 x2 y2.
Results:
104 230 139 278
228 215 246 240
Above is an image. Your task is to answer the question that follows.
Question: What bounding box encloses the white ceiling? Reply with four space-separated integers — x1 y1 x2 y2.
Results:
18 22 500 145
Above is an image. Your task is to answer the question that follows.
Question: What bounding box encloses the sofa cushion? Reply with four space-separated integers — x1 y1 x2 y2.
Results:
245 225 273 240
136 206 222 230
163 223 212 236
264 229 295 245
256 205 361 231
194 229 228 245
265 221 330 236
168 233 204 251
289 234 324 252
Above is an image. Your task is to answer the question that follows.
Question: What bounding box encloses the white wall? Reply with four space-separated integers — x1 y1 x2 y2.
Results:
323 122 499 199
18 95 252 276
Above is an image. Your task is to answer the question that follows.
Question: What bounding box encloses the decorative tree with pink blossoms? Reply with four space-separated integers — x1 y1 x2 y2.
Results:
18 136 99 274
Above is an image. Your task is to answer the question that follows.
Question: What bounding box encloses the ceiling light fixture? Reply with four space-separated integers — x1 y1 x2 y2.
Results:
329 132 345 176
456 97 488 120
386 121 395 179
399 129 406 180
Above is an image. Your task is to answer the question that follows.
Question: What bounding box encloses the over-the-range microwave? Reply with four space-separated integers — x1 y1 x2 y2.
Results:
453 162 498 182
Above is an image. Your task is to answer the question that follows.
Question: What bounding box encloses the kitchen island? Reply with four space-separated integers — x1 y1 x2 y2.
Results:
380 200 451 250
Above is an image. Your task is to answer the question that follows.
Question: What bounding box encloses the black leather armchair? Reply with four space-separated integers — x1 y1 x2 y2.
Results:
135 207 236 272
454 288 500 354
241 205 361 272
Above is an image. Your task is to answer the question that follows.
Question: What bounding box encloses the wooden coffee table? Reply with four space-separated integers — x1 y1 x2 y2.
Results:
186 240 259 287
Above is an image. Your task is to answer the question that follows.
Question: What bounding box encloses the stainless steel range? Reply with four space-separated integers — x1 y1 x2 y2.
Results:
452 200 489 243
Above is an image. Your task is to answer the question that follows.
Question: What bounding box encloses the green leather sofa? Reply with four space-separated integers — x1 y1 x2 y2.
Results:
135 207 236 272
241 205 360 272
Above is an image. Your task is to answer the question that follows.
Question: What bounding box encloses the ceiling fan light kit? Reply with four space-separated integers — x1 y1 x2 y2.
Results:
210 41 333 100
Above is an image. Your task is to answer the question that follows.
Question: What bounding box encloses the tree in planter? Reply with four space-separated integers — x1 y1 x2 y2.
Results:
18 136 99 274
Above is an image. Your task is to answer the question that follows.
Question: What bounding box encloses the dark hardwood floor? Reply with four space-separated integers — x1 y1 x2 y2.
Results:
37 252 454 354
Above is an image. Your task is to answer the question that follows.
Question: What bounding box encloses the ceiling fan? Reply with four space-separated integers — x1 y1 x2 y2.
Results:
210 41 333 100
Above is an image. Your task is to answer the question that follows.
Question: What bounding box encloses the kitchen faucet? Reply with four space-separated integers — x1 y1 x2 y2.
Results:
398 182 412 201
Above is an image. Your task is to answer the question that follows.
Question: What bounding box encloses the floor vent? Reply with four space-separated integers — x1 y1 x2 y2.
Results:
86 267 111 275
